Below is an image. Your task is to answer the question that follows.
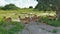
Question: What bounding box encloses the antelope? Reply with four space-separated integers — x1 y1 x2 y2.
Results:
31 14 41 22
31 14 37 22
18 16 30 24
47 15 57 20
5 17 12 22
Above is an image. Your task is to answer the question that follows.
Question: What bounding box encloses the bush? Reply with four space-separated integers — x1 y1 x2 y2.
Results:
52 29 58 33
29 6 33 8
39 17 60 27
0 21 24 34
2 4 20 10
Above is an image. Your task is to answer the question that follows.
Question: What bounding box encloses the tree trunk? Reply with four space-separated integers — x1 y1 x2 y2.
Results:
56 7 60 18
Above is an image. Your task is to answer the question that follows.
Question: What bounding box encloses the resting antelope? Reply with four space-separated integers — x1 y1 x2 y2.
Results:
4 17 12 22
31 14 41 22
18 16 30 24
47 15 57 20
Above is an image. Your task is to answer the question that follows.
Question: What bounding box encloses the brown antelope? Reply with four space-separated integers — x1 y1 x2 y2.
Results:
31 14 41 22
41 21 46 24
47 15 57 20
5 17 12 22
18 16 30 24
31 14 37 21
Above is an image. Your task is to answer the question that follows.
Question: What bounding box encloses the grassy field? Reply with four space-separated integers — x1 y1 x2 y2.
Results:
0 9 55 20
0 9 60 34
40 17 60 27
0 20 24 34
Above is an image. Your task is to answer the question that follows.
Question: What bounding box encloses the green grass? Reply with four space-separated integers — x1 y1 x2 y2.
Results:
0 9 57 27
0 8 59 34
52 29 58 33
0 9 58 34
0 20 24 34
0 9 55 20
41 17 60 27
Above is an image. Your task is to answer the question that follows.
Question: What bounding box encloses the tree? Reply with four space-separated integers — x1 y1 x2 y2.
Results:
29 6 33 8
35 0 60 18
0 6 3 10
2 4 19 10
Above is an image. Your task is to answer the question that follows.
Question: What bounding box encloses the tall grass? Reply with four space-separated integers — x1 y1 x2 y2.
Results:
0 20 24 34
41 17 60 27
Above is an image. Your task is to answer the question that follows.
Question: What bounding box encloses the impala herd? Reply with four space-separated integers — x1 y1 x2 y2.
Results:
3 14 57 24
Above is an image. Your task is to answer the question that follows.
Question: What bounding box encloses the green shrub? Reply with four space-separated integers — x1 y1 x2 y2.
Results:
52 29 58 33
0 21 24 34
39 17 60 27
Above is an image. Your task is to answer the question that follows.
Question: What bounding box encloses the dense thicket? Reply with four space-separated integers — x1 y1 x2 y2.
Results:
35 0 60 18
0 4 19 10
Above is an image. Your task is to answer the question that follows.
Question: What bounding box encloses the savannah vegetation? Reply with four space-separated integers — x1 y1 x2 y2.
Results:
0 0 60 34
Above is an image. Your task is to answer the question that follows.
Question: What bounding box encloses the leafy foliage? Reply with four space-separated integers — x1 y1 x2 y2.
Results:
35 0 60 11
29 6 33 8
52 29 58 33
0 6 3 10
2 4 20 10
41 17 60 27
0 20 24 34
